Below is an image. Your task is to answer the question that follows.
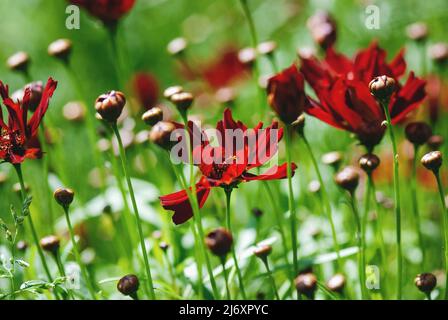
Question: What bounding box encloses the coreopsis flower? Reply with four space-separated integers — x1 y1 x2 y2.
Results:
131 72 159 110
69 0 135 25
300 41 426 151
267 64 308 124
0 78 57 164
159 109 297 224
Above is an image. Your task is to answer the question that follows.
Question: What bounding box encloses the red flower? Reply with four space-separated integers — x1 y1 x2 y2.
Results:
300 41 426 151
70 0 135 24
0 78 57 164
267 64 308 124
131 72 159 110
160 109 297 224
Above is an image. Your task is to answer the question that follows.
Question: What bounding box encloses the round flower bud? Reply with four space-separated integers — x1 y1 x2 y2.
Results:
257 41 277 56
335 166 359 193
159 241 169 251
322 151 342 169
238 47 257 67
63 101 86 122
54 188 75 207
117 274 140 296
7 51 30 72
405 122 432 145
414 273 437 294
429 43 448 64
253 245 272 260
359 154 380 174
295 273 317 299
48 39 72 62
307 11 337 50
95 90 126 123
308 180 321 194
205 227 233 257
215 87 235 106
16 240 28 252
421 151 443 172
163 85 184 99
427 135 444 151
25 81 43 112
406 22 428 42
252 207 263 218
170 92 194 112
149 121 177 149
167 37 187 56
326 273 346 293
142 107 163 126
369 75 396 100
40 235 60 255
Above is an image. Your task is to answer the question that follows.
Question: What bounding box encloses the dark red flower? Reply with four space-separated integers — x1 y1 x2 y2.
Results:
300 41 426 151
131 72 159 110
267 64 308 124
160 109 297 224
0 78 57 164
69 0 135 24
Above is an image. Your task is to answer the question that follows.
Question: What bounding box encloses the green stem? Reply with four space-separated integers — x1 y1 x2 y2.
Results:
301 134 341 266
220 256 231 299
13 164 56 295
54 252 74 300
284 126 298 275
224 188 247 299
62 206 97 299
111 124 156 299
380 99 402 299
434 171 448 300
411 144 425 269
349 192 367 299
262 258 280 300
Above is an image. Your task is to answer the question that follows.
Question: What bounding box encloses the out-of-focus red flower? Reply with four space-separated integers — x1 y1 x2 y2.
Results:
300 41 426 151
201 48 249 90
267 64 308 124
0 78 57 164
159 109 297 224
131 72 159 110
69 0 135 24
425 74 448 124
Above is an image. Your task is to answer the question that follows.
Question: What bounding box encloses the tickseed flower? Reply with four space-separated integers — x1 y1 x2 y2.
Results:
0 78 57 164
300 41 426 151
159 109 297 224
69 0 135 25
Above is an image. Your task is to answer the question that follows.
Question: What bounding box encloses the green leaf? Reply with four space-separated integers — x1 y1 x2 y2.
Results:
15 259 30 268
21 195 32 217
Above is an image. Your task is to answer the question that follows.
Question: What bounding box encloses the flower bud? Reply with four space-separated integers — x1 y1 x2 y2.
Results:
322 151 342 170
405 122 432 146
253 245 272 260
54 188 75 207
369 75 396 100
7 51 30 73
295 273 317 299
252 207 263 218
308 180 321 193
25 81 43 112
167 37 187 56
159 241 169 252
429 43 448 64
117 274 140 296
326 273 346 293
359 153 380 174
215 87 235 106
48 39 72 62
238 47 257 68
170 92 194 112
142 107 163 126
40 235 60 255
421 151 442 172
163 85 184 99
414 273 437 294
335 166 359 193
95 90 126 123
205 227 233 257
16 240 28 252
406 22 428 42
307 11 337 50
12 182 30 195
257 41 277 56
427 135 444 151
63 101 86 122
149 121 177 149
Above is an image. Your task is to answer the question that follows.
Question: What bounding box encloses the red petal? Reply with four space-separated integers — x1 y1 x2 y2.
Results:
242 163 297 181
28 78 57 137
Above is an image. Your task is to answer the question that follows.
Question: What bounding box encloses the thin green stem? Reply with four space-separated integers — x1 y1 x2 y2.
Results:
262 258 280 300
220 256 231 299
111 124 156 299
54 252 74 300
284 126 298 275
301 134 341 266
224 188 247 299
62 206 97 299
349 192 367 299
411 144 425 269
380 99 402 299
434 171 448 300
